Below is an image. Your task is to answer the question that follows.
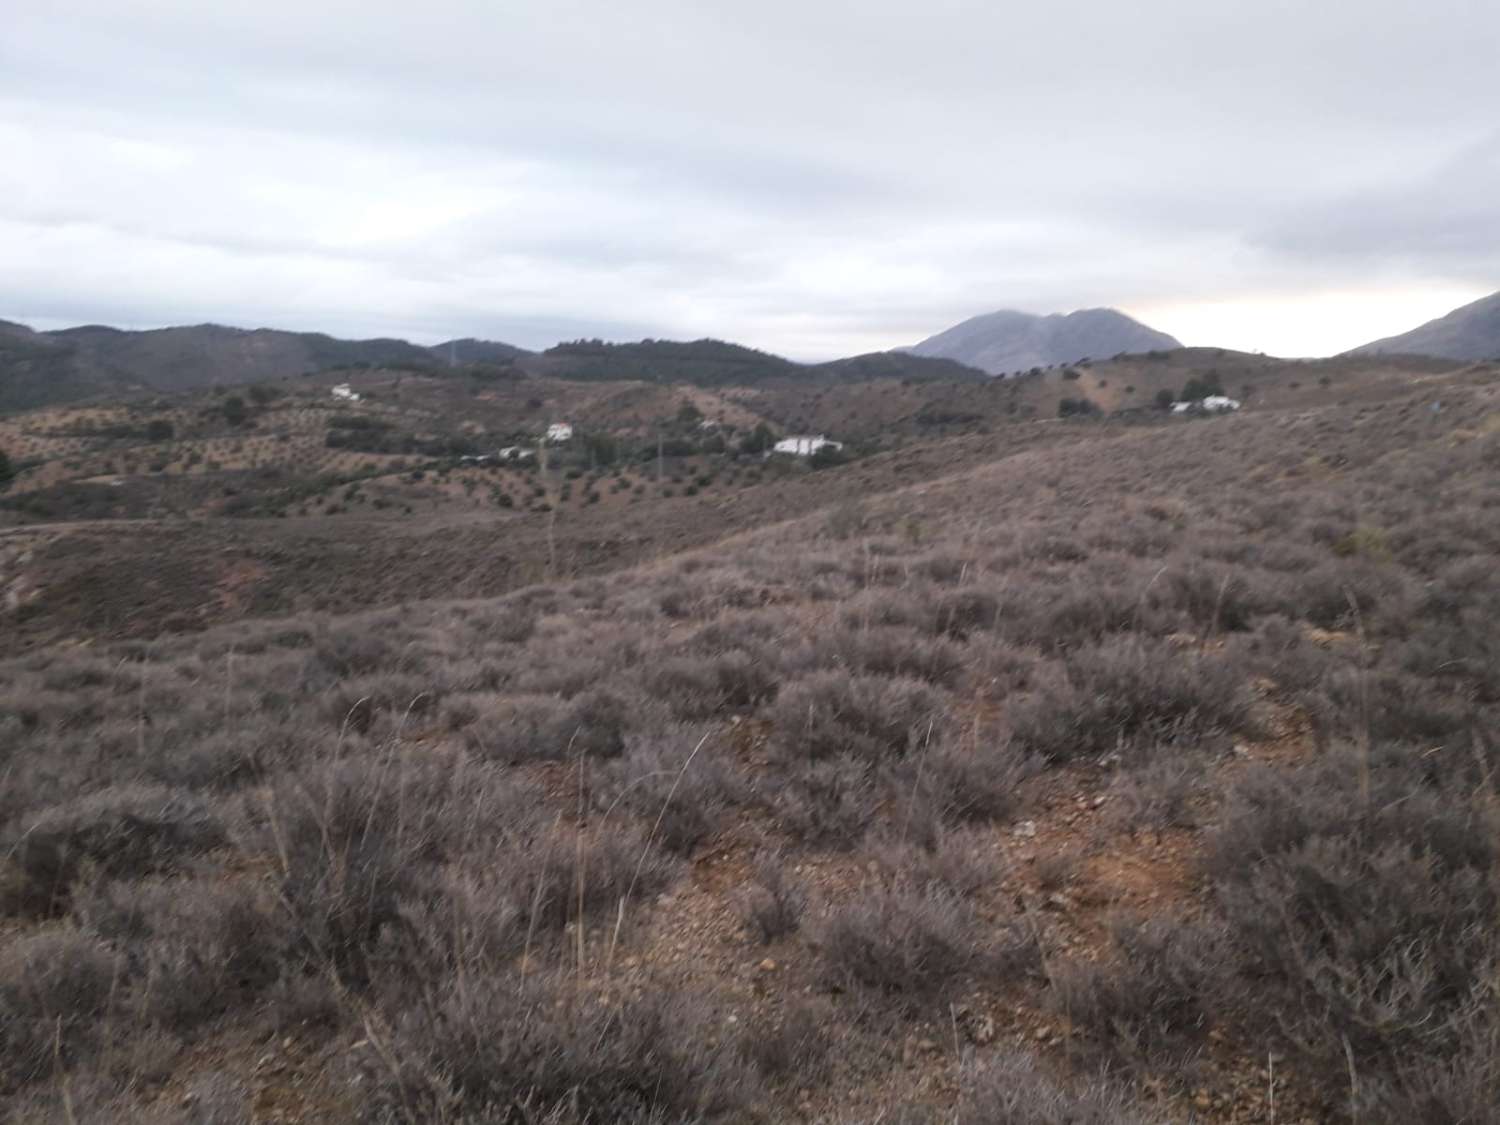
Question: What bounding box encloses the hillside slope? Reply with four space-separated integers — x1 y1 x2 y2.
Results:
1348 288 1500 360
1 371 1495 1122
908 307 1181 375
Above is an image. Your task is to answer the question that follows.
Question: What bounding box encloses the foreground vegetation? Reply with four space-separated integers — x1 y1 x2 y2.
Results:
1 371 1497 1122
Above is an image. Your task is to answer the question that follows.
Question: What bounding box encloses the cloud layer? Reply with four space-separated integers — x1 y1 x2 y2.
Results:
4 0 1497 358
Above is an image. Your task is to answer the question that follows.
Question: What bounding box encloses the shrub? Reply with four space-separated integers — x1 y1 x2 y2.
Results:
815 884 984 1005
1052 917 1225 1071
74 881 288 1032
738 854 806 943
952 1049 1153 1125
1 786 226 917
772 756 878 849
0 931 121 1092
770 673 941 763
361 972 752 1122
1009 639 1253 761
590 734 741 856
910 738 1038 826
1207 752 1500 1092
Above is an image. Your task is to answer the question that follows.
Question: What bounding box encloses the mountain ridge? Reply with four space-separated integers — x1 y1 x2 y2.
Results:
906 307 1182 375
1347 289 1500 361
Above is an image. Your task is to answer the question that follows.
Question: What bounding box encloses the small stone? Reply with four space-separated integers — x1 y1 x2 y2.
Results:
1013 820 1037 839
965 1015 996 1045
1092 795 1107 808
1033 1026 1050 1041
759 958 777 973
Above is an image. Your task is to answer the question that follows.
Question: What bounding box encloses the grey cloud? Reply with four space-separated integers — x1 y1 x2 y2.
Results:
3 0 1498 357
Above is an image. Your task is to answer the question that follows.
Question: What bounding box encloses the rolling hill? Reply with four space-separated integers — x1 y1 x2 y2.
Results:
0 322 512 413
906 307 1182 375
1347 288 1500 360
1 320 981 413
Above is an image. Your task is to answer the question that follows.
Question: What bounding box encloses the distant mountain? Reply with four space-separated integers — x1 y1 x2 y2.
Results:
906 307 1181 375
0 322 524 413
1347 290 1500 361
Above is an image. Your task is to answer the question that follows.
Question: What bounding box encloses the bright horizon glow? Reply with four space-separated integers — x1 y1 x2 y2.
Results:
1136 285 1494 359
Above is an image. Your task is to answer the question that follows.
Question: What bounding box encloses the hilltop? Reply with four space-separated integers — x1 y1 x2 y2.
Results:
906 307 1182 375
1348 288 1500 360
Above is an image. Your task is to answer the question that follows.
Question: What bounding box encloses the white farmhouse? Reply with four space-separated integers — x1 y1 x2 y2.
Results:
545 422 574 443
772 434 843 456
331 383 361 402
1172 395 1240 415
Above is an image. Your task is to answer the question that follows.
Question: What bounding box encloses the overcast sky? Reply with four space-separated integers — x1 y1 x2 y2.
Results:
4 1 1497 360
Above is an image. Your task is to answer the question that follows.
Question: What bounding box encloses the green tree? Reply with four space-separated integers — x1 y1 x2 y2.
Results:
739 423 775 455
222 396 249 427
145 419 175 442
1155 388 1176 411
1179 372 1223 402
0 447 13 490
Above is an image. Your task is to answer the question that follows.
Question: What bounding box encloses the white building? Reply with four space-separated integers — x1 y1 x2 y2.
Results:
545 422 573 443
1172 395 1240 415
331 383 361 402
497 446 534 461
772 435 843 456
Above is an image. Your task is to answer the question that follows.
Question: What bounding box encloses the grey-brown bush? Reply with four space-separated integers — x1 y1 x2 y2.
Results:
362 971 752 1123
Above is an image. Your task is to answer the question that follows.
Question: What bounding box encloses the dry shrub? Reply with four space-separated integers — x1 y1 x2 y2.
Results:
814 880 1035 1006
771 756 878 849
737 853 806 944
869 829 1007 899
642 651 778 719
1107 745 1207 835
590 733 743 856
72 880 288 1033
467 687 637 763
0 930 121 1093
1 785 225 917
953 1049 1156 1125
770 672 942 762
909 738 1038 826
1052 916 1225 1072
1207 751 1500 1098
362 972 752 1123
1009 638 1253 761
737 995 833 1085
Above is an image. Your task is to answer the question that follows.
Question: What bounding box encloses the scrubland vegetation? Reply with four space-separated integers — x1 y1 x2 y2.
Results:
1 371 1497 1122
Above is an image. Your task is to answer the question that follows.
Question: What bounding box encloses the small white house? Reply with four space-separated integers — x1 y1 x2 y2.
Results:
545 422 573 444
1172 395 1240 415
331 383 361 402
773 435 843 457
